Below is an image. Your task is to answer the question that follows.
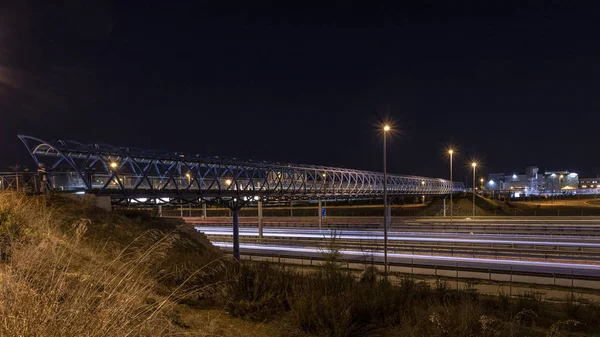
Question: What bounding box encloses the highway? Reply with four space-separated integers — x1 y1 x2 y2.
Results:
211 241 600 278
189 217 600 236
195 226 600 247
195 224 600 279
189 216 600 224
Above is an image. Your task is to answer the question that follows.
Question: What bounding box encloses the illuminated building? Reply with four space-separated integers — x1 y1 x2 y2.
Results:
578 177 600 193
486 167 579 196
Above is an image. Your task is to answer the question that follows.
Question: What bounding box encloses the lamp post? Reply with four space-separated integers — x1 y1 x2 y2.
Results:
383 124 390 274
559 174 564 191
472 162 477 217
109 162 119 187
448 150 454 222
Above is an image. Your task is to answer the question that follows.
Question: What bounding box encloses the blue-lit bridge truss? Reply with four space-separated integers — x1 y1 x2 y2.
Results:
18 135 464 204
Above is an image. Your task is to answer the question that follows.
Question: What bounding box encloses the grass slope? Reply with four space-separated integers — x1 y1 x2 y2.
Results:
2 191 600 336
0 191 231 336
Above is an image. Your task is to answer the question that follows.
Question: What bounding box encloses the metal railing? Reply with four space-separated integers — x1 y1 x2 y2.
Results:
208 236 600 263
16 135 465 204
0 172 41 192
237 251 600 292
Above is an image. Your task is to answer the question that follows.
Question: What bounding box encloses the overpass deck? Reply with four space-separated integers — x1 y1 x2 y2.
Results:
17 135 464 204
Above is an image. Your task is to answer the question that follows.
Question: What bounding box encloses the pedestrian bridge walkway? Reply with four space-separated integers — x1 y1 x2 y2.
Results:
13 135 464 205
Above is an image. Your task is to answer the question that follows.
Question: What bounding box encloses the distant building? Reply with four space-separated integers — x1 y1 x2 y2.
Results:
487 173 505 190
544 171 578 193
486 166 579 196
503 173 529 191
579 177 600 193
526 166 545 191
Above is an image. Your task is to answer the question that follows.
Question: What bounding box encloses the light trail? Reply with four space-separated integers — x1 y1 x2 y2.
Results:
196 226 600 248
196 225 599 240
212 242 600 277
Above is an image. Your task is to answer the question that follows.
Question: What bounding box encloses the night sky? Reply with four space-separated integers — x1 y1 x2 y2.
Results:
1 1 599 181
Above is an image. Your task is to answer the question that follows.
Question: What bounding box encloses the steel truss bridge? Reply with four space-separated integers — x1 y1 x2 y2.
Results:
18 135 464 204
16 135 464 259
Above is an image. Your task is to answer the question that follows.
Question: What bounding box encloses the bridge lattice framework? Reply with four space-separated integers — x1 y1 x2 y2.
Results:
18 135 464 203
17 135 465 259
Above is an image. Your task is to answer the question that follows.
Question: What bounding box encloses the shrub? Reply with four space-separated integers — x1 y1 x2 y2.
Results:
320 230 345 273
516 291 543 314
434 279 451 303
560 300 600 334
458 281 480 303
562 299 585 321
289 270 383 337
513 308 538 327
548 319 583 336
481 291 511 317
216 262 295 321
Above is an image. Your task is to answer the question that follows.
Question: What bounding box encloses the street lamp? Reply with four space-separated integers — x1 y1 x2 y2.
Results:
109 162 118 169
383 124 390 274
471 162 477 217
448 149 454 222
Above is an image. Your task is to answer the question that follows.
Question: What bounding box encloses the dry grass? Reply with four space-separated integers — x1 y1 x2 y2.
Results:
4 191 600 336
0 191 224 336
219 261 600 337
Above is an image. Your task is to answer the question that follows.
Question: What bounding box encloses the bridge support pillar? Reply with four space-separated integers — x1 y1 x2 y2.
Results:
224 199 247 260
443 198 446 217
232 207 240 260
258 200 263 238
158 205 163 217
202 203 207 219
318 199 322 230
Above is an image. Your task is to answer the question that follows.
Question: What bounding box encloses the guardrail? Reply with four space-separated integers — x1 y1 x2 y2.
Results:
0 172 40 192
207 235 600 264
185 218 600 234
227 249 600 291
